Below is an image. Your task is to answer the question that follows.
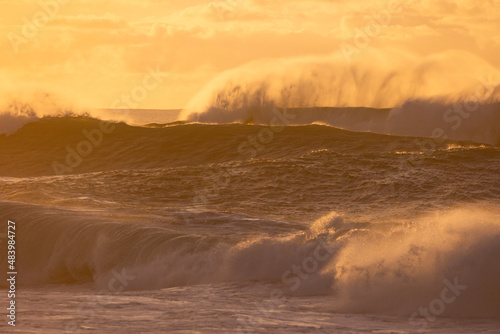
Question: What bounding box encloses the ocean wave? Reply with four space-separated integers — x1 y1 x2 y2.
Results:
1 115 498 177
325 207 500 318
181 102 500 146
0 102 40 135
0 92 88 135
179 49 500 145
1 203 499 318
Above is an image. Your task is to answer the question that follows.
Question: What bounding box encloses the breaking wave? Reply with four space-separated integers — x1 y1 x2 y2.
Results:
1 202 499 319
180 49 500 145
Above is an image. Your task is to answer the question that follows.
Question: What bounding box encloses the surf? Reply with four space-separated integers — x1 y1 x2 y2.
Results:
1 201 499 319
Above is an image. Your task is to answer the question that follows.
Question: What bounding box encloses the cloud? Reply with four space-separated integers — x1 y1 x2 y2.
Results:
0 0 498 109
51 14 131 30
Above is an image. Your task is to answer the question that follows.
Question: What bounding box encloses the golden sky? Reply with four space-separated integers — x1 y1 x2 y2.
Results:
1 0 500 109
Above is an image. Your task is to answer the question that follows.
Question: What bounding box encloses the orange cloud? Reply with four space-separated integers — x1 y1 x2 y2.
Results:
0 0 498 109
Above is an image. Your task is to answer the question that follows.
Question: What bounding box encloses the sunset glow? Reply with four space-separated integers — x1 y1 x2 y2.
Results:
1 1 500 333
2 0 500 109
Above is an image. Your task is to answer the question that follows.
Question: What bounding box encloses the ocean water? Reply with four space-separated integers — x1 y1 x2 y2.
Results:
0 107 500 333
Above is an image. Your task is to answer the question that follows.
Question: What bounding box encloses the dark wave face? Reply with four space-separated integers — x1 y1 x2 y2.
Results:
1 114 499 177
1 113 500 320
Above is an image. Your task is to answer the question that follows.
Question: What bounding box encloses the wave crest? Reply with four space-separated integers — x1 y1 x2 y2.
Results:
180 49 500 145
2 203 499 318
